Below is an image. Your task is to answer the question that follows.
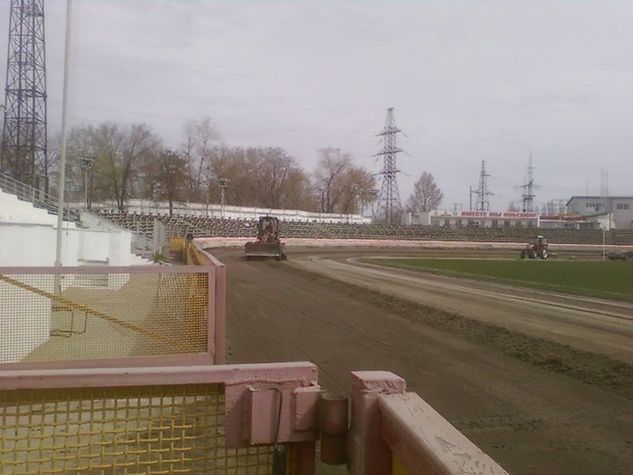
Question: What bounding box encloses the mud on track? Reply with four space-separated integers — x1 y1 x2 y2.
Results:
215 247 633 475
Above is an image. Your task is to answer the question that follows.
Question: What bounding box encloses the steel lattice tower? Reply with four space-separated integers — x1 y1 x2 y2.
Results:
1 0 48 190
376 107 403 225
520 154 536 212
472 160 493 211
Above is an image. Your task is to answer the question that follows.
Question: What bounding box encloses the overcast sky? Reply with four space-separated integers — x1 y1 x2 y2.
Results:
2 0 633 210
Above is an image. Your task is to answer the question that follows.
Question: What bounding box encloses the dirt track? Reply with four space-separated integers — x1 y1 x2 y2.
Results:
216 247 633 475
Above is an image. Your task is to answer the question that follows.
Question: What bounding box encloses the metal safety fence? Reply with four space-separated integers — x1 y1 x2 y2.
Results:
0 265 220 367
0 363 319 474
0 364 509 474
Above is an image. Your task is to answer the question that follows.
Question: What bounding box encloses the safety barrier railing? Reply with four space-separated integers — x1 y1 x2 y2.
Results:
0 364 508 473
0 171 79 222
0 362 320 474
183 237 226 364
0 265 221 368
346 372 508 475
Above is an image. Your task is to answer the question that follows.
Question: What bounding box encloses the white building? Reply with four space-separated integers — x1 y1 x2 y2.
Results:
405 210 540 228
566 196 633 229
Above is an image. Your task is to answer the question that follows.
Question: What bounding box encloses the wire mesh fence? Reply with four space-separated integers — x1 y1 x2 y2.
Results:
0 267 211 364
0 383 296 474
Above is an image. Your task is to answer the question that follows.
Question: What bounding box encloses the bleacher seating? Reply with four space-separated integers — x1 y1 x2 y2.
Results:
96 211 631 245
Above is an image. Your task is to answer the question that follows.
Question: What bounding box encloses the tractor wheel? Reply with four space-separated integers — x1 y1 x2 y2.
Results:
541 249 549 259
529 251 536 259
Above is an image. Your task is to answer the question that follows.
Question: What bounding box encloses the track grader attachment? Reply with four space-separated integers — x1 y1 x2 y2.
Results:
245 216 287 261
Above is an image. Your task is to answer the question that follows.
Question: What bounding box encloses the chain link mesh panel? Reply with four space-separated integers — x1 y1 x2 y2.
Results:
0 270 210 364
0 383 297 474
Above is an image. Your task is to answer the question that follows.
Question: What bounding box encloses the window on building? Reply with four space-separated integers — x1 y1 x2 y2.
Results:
616 203 630 210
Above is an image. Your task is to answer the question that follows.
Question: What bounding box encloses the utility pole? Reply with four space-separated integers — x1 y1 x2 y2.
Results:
1 0 49 191
472 160 493 211
520 154 536 212
368 189 379 221
600 169 609 197
375 107 404 225
218 177 229 218
54 0 73 269
79 156 94 209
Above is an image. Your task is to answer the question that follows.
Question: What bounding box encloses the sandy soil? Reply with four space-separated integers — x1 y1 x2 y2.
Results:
215 246 633 475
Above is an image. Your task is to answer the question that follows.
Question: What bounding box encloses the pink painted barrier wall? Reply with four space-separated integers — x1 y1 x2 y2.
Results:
347 371 509 475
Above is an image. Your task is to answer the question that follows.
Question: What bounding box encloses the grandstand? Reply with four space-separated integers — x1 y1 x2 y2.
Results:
97 211 633 245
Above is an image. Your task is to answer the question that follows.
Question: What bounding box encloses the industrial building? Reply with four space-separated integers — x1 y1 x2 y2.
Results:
567 196 633 229
404 209 603 229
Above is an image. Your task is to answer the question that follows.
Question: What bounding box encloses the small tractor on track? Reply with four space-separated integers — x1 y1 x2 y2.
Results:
244 216 287 261
520 235 549 259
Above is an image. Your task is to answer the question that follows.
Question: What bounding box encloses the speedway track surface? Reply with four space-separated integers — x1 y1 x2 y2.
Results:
211 246 633 475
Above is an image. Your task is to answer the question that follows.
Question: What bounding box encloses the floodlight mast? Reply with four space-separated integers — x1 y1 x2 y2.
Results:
54 0 73 268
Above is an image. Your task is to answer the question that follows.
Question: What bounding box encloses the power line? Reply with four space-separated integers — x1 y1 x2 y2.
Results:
375 107 403 225
470 160 493 211
520 152 536 212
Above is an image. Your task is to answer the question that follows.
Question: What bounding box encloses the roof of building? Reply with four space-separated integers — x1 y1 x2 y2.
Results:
566 196 633 206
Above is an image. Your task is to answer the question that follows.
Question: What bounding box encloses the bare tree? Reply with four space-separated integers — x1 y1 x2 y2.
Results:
337 167 377 214
62 120 372 215
142 149 189 216
314 148 351 213
407 172 443 212
66 123 161 211
203 145 316 210
182 117 221 201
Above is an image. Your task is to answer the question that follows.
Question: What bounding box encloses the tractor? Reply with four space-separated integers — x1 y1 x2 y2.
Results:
520 235 549 259
244 216 287 261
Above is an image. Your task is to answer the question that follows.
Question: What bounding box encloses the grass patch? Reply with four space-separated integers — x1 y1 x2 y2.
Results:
364 258 633 301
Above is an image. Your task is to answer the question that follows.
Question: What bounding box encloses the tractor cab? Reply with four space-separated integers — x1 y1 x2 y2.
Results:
244 216 287 261
521 235 549 259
